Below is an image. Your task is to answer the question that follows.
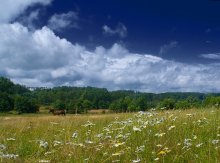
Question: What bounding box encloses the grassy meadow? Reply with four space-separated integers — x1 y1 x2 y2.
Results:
0 108 220 162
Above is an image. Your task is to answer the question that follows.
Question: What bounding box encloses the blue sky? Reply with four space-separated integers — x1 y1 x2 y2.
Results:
0 0 220 92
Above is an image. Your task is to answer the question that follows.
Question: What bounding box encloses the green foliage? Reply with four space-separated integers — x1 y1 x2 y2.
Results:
0 92 14 112
175 100 191 109
14 96 39 113
158 98 175 109
0 77 14 94
1 76 220 113
0 77 29 95
52 100 66 110
204 95 220 108
128 97 147 112
109 98 127 112
75 99 93 113
66 101 76 113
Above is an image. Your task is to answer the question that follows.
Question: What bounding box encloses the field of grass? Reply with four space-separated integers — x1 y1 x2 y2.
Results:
0 108 220 162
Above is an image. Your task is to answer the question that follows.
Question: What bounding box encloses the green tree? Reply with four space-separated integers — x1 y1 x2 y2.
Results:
66 101 76 114
175 100 190 109
52 100 66 110
158 98 175 109
14 96 39 113
0 92 14 112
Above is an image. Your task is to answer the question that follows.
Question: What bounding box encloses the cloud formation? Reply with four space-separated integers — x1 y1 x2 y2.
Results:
0 0 52 23
17 9 40 30
159 41 178 55
48 11 79 32
0 2 219 92
102 23 127 38
200 53 220 60
0 23 220 92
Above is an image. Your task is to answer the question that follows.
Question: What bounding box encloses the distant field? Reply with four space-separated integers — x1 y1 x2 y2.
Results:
0 109 220 162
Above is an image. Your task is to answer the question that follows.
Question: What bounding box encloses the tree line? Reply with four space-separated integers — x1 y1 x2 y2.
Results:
0 77 220 114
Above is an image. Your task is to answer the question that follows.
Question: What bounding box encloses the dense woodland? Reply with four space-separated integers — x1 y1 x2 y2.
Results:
0 77 220 114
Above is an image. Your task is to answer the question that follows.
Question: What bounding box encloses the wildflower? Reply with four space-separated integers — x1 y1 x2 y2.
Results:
0 153 19 159
154 157 160 161
155 133 166 137
168 114 174 118
215 146 220 149
53 140 62 147
115 134 123 139
112 152 123 156
133 126 141 132
112 160 120 162
6 138 16 141
84 158 89 162
212 140 219 145
103 152 108 156
196 143 203 148
132 158 141 162
105 135 112 139
158 150 166 155
85 140 94 144
86 130 91 136
39 141 48 149
113 142 125 148
77 143 85 147
82 121 95 127
135 145 145 153
50 122 59 125
193 135 197 140
156 144 162 147
168 125 175 131
172 117 177 121
186 114 192 117
39 160 50 162
96 133 103 138
0 144 6 151
184 139 192 147
163 147 171 153
44 151 53 155
72 132 78 138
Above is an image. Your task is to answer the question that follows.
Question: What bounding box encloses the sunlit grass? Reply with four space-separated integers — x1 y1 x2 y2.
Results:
0 109 220 162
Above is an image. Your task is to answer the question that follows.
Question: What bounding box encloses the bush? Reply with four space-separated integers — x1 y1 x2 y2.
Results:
52 100 66 110
14 96 39 113
0 92 14 112
158 98 175 109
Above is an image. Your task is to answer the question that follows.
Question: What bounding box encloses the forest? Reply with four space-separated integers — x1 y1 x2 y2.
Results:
0 77 220 114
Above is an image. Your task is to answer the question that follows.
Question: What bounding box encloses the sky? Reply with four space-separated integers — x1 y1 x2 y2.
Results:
0 0 220 92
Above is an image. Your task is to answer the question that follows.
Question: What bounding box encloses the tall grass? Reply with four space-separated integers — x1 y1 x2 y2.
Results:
0 108 220 162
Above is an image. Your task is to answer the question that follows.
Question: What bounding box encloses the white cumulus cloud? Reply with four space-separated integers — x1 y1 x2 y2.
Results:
0 0 52 23
0 3 219 92
0 23 220 92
